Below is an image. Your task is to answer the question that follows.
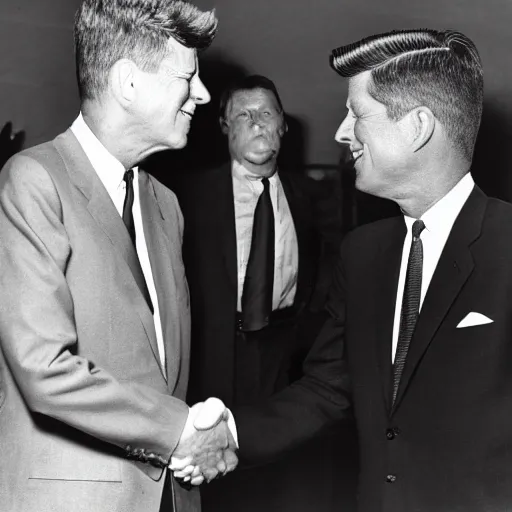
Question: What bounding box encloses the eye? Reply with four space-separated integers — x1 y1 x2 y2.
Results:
238 112 249 118
263 111 272 116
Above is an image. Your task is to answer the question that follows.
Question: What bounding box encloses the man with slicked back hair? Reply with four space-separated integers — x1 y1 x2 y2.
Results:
0 1 238 512
182 28 512 512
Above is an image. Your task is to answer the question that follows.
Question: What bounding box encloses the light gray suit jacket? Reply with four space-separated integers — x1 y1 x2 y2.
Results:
0 129 199 512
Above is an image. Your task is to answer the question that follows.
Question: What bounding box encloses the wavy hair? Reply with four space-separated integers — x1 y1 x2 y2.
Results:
75 0 218 101
330 29 483 161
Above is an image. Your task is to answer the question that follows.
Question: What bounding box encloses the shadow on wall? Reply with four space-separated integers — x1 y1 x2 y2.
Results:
0 122 25 171
472 99 512 201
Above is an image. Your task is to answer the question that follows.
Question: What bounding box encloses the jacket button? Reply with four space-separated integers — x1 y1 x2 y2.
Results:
386 427 400 440
386 474 397 483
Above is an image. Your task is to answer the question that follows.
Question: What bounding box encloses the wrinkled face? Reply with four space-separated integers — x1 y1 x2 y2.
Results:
334 71 410 199
135 37 210 150
222 88 286 172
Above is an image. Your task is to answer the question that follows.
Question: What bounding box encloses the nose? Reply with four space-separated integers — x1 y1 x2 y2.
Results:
191 75 211 105
334 114 354 145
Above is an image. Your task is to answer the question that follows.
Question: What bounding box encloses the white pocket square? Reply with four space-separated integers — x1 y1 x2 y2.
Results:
456 312 494 328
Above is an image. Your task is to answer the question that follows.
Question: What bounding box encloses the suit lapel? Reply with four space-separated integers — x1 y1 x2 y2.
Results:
138 171 179 383
54 130 160 372
217 164 237 292
391 186 486 412
279 172 308 309
375 218 406 413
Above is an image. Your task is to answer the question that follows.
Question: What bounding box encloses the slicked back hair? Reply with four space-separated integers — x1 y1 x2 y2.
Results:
330 29 484 161
219 75 285 121
74 0 218 101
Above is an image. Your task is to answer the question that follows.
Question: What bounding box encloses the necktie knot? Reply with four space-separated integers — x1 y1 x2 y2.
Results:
124 168 134 186
412 219 425 241
261 177 270 191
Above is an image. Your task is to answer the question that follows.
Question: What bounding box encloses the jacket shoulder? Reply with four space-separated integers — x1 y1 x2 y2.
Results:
344 215 403 247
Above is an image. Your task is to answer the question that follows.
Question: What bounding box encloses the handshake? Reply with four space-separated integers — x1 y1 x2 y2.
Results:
170 398 238 486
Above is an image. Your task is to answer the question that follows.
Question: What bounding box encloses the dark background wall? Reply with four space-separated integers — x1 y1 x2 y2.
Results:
2 0 512 200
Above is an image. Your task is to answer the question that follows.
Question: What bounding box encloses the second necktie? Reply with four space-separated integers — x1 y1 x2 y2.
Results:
241 177 275 331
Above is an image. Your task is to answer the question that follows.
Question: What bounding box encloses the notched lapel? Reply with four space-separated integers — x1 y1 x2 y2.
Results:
392 186 486 412
54 131 159 370
375 219 406 412
279 172 309 309
219 165 237 292
138 171 179 384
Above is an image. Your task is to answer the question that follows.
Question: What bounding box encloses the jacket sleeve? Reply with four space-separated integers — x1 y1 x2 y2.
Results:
0 154 188 466
233 235 353 466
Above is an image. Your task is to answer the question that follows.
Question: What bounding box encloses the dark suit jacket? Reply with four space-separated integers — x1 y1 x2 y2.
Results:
236 185 512 512
0 130 198 512
172 164 323 407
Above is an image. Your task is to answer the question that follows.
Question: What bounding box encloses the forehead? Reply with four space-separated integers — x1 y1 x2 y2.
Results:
347 70 378 108
163 36 197 74
229 88 280 111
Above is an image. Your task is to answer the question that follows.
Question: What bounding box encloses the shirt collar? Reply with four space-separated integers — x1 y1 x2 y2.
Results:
231 160 279 186
70 113 129 198
404 172 475 236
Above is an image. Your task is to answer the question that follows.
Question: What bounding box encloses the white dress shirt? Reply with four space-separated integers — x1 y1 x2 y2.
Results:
232 161 298 312
391 173 475 362
70 114 166 372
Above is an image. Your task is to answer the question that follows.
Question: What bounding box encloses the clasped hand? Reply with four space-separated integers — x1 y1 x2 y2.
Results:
170 397 238 485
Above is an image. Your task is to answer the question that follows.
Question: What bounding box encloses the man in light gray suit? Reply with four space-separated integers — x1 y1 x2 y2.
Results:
0 1 236 511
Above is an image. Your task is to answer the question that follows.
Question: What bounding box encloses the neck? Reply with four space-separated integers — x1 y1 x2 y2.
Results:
233 158 278 178
391 148 471 218
82 103 147 170
397 171 470 219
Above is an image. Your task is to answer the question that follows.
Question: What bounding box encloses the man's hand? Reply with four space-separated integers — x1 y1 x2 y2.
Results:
170 398 238 485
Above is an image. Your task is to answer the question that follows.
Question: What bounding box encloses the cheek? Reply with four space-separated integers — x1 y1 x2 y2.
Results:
353 121 366 143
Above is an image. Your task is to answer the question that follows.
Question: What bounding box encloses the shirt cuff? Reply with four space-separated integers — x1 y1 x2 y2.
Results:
226 408 239 448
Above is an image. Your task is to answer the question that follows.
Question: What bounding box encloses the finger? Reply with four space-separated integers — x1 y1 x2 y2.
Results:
193 397 226 431
190 475 205 486
191 466 202 478
223 449 239 472
169 455 193 470
216 458 227 474
173 465 195 478
203 467 219 483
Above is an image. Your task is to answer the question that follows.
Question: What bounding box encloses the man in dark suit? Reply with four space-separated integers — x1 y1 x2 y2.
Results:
178 29 512 512
0 2 237 512
171 75 350 511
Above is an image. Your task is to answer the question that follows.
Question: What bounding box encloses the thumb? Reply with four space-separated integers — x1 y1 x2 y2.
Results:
193 397 227 430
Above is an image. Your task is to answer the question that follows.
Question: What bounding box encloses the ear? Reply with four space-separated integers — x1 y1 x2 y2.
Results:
110 59 137 106
219 116 229 135
406 106 435 152
280 117 288 137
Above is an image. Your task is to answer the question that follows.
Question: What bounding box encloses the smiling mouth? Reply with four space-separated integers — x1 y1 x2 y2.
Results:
180 110 193 119
351 149 363 163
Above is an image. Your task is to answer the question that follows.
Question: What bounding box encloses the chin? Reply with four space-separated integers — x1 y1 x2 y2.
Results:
166 134 188 150
246 151 276 166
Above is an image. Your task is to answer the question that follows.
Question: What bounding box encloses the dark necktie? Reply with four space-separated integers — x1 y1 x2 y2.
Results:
392 219 425 404
122 169 137 245
122 169 153 314
241 177 275 331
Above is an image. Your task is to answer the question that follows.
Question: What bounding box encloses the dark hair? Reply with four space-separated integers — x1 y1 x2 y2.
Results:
219 75 284 119
330 29 484 161
74 0 218 101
